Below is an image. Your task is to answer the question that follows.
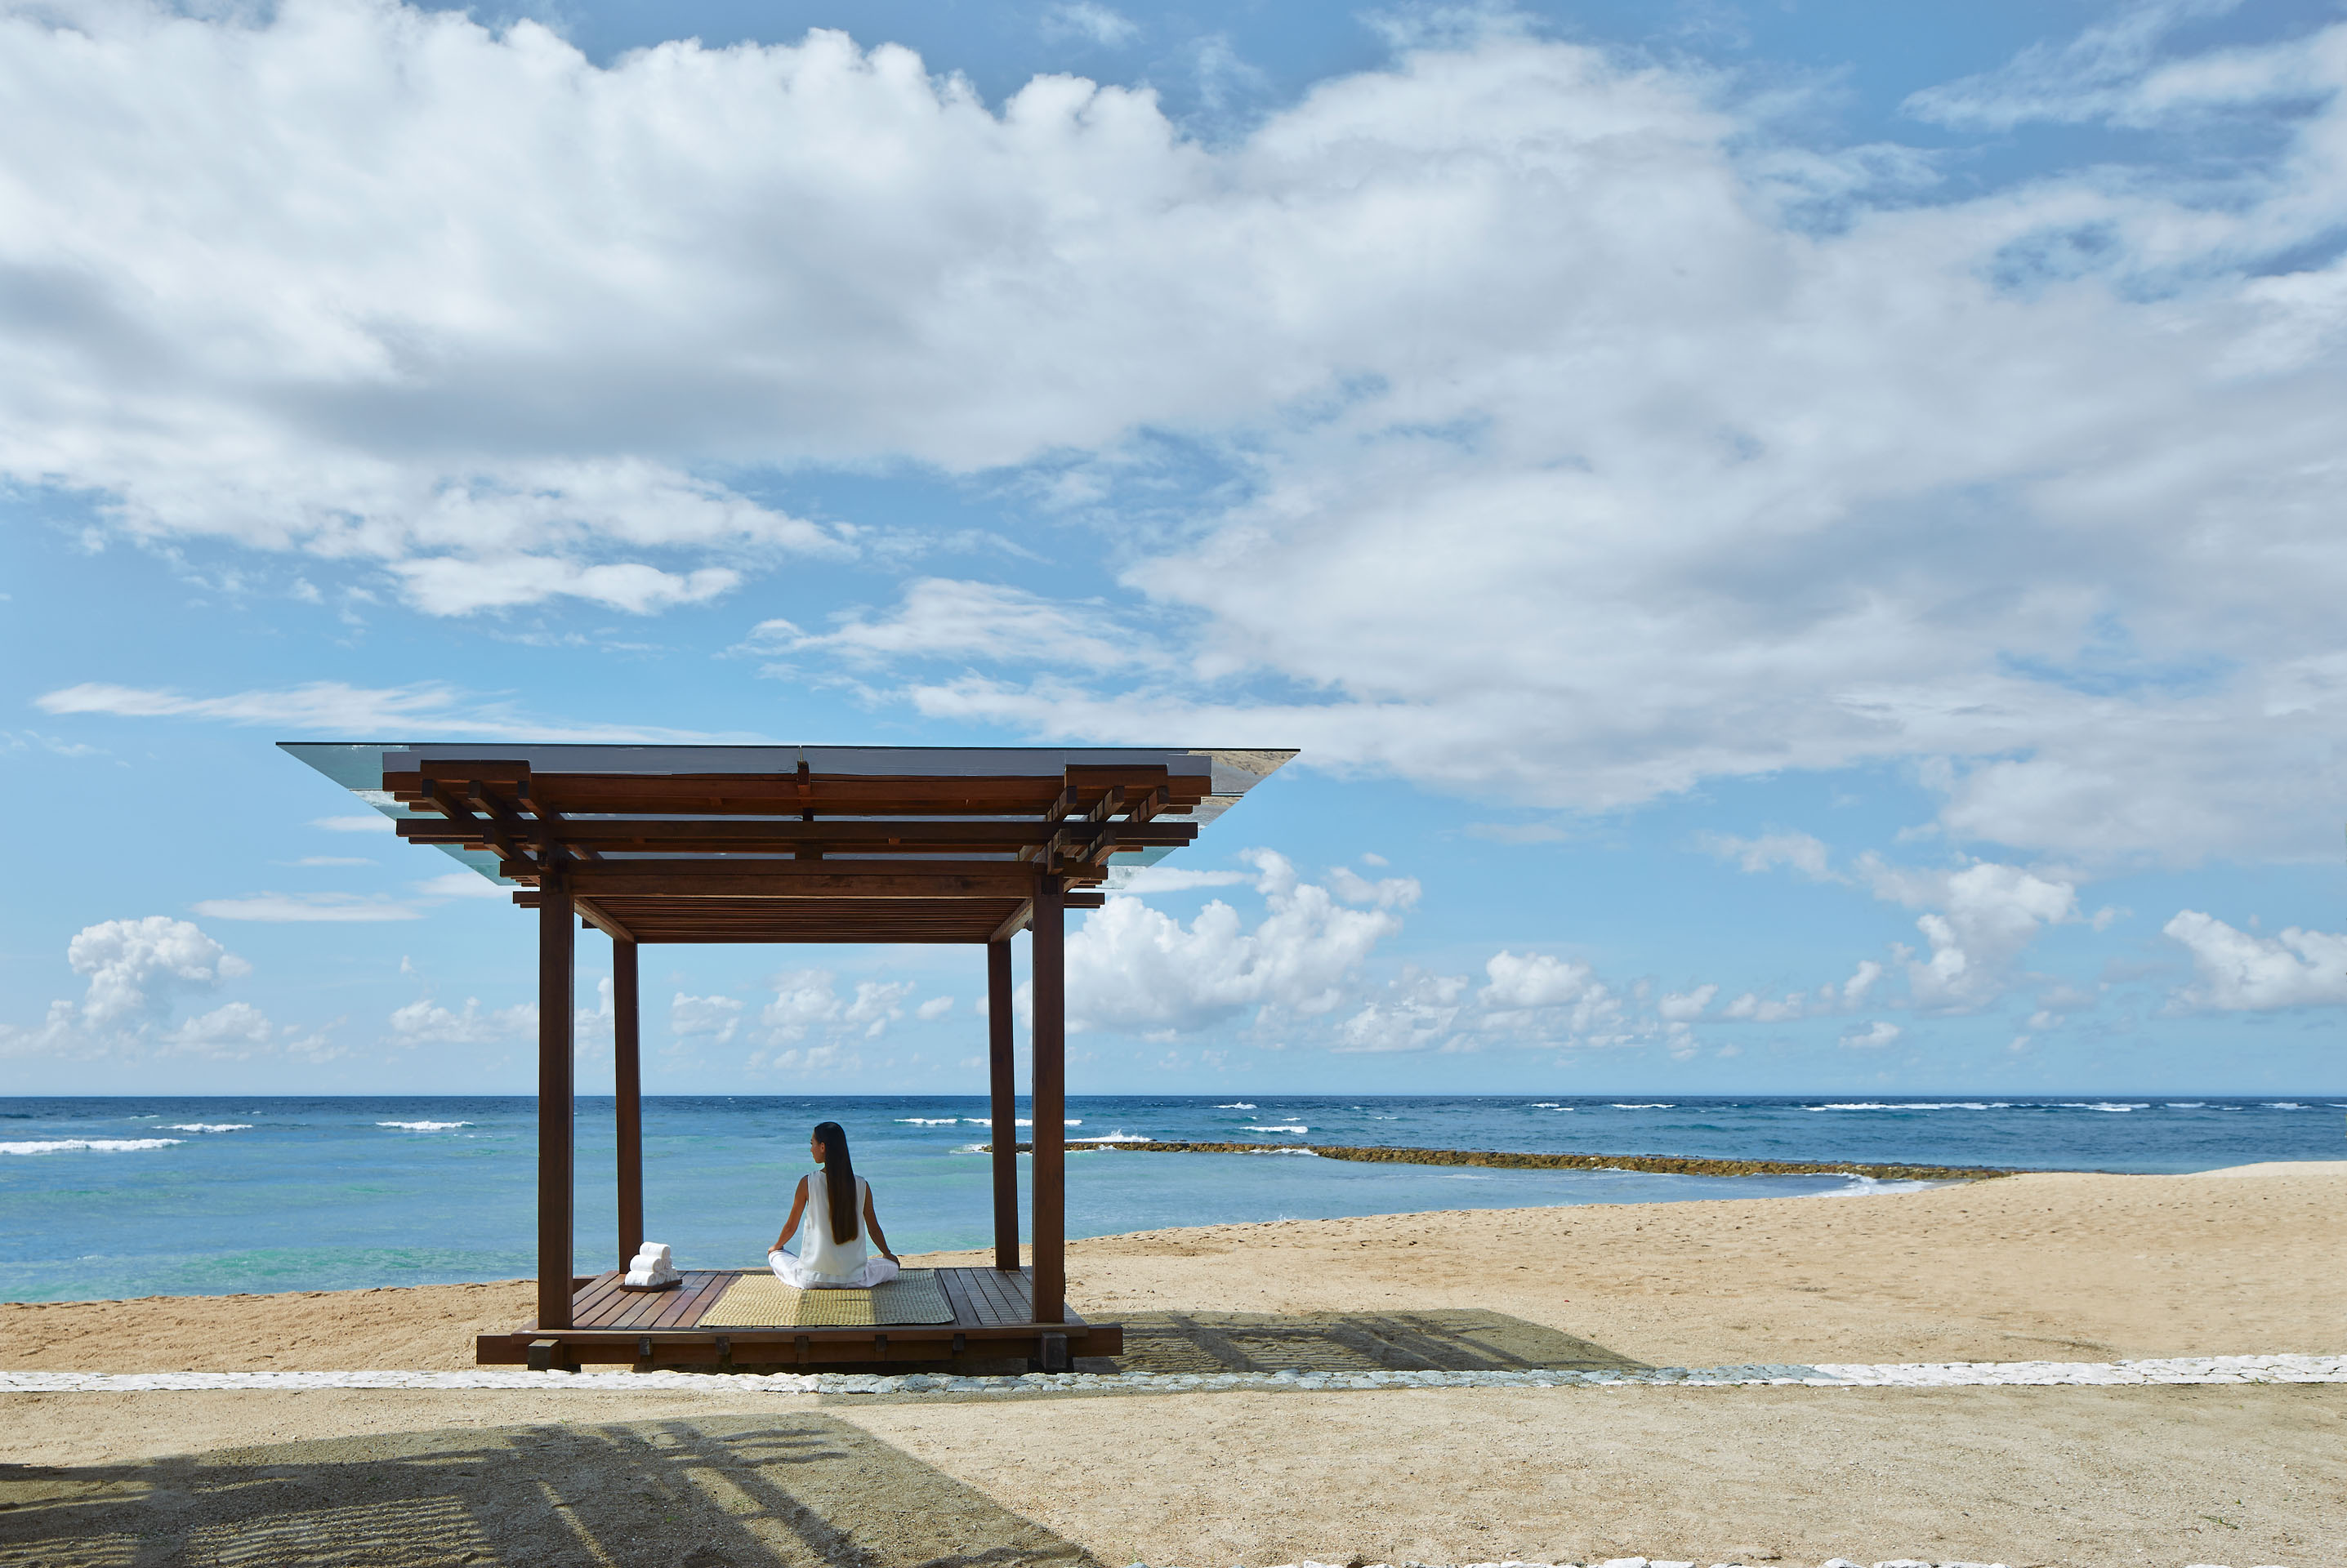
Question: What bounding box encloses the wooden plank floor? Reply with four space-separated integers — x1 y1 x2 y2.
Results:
567 1266 1071 1330
484 1266 1113 1365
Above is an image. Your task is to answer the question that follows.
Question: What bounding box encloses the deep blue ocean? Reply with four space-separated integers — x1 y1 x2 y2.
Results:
3 1094 2339 1303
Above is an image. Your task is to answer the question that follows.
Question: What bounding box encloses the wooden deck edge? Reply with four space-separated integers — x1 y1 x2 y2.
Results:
477 1321 1122 1366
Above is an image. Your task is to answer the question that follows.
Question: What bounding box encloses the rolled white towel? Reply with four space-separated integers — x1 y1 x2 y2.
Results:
633 1242 672 1268
622 1267 655 1286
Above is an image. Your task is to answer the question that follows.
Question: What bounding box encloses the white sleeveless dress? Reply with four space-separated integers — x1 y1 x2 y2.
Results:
770 1172 900 1289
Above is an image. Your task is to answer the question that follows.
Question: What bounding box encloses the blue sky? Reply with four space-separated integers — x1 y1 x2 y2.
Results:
3 0 2345 1096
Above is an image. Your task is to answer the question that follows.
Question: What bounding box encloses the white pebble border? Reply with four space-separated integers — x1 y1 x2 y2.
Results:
1177 1560 2291 1568
0 1352 2338 1396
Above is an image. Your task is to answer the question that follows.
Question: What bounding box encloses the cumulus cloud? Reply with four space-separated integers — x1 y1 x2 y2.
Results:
1478 951 1622 1039
671 992 745 1044
387 996 536 1045
1066 849 1404 1032
1656 983 1718 1021
1718 958 1886 1022
751 970 922 1047
69 916 252 1024
1332 968 1470 1054
1867 858 2082 1012
7 2 2347 863
2162 909 2347 1009
1840 1019 1903 1050
0 916 329 1062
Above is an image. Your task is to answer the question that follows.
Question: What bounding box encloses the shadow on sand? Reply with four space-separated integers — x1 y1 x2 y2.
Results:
0 1413 1098 1568
1088 1308 1646 1375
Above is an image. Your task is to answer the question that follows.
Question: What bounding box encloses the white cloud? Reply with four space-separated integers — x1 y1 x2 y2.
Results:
66 916 251 1025
0 917 337 1063
746 579 1159 672
41 681 747 741
1906 0 2290 132
1656 982 1717 1021
1720 989 1807 1023
1478 951 1622 1038
192 893 423 922
165 1001 273 1056
2162 909 2347 1009
1866 858 2081 1012
1042 2 1140 47
5 5 2347 862
844 980 914 1038
1098 864 1254 893
671 992 745 1044
1840 1019 1903 1049
1332 967 1470 1054
1699 831 1841 883
1718 957 1887 1022
915 995 955 1022
1065 849 1403 1032
387 996 535 1045
1324 866 1422 909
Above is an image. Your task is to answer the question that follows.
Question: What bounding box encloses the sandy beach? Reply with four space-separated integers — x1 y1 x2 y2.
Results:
3 1162 2341 1566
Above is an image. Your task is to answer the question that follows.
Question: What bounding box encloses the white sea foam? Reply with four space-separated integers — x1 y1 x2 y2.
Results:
1244 1124 1309 1134
1530 1102 1564 1108
1012 1119 1082 1127
1214 1102 1256 1109
167 1124 252 1134
1610 1102 1673 1109
2058 1102 2149 1112
377 1120 470 1131
1809 1101 2005 1111
2 1138 182 1155
2266 1102 2305 1109
895 1117 960 1125
2167 1102 2206 1108
963 1118 991 1125
1243 1147 1319 1156
1814 1174 1937 1196
1070 1131 1152 1143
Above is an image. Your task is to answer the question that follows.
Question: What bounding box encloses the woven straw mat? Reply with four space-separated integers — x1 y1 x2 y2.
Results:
698 1269 956 1327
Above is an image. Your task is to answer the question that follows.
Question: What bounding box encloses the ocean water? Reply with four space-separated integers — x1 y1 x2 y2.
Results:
2 1094 2338 1303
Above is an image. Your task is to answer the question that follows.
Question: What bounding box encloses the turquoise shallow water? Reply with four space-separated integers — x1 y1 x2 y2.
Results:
2 1094 2338 1301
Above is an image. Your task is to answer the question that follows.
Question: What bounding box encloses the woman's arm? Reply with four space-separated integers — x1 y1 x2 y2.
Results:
863 1187 896 1262
770 1176 809 1254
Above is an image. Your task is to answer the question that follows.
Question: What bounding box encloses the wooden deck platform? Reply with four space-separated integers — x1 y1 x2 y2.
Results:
477 1267 1120 1371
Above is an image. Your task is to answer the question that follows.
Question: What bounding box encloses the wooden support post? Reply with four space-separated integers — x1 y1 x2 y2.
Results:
987 938 1020 1271
613 937 643 1272
1030 876 1066 1324
538 867 577 1332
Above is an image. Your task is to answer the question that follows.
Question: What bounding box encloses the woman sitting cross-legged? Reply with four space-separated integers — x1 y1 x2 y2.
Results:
769 1120 901 1289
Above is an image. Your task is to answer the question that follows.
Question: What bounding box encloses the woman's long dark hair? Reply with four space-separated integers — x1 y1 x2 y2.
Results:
812 1121 859 1245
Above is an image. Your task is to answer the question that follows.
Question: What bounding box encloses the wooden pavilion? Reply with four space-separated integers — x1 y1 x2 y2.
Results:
284 743 1293 1371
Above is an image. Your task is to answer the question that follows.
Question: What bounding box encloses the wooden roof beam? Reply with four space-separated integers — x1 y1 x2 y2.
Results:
424 779 536 872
